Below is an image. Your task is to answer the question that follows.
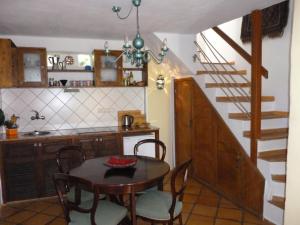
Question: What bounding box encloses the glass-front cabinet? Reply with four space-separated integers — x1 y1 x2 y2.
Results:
17 47 47 87
94 50 123 86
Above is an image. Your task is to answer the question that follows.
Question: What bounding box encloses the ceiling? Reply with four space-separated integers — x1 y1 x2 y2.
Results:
0 0 284 40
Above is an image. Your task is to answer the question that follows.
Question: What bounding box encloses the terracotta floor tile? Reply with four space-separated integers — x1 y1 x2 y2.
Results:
0 221 16 225
0 206 18 219
186 214 214 225
182 202 194 213
215 218 242 225
47 217 67 225
243 212 264 224
25 201 52 212
201 187 219 199
197 195 219 207
41 204 63 216
45 197 60 204
192 204 217 217
7 201 31 209
183 194 198 203
5 210 36 223
220 198 239 209
217 208 242 221
185 185 201 195
23 213 54 225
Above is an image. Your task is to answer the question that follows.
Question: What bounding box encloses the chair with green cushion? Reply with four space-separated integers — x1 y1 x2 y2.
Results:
134 139 167 192
53 173 128 225
56 145 105 203
135 159 192 225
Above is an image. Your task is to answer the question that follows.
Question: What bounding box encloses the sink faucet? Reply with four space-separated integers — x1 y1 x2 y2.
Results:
31 110 45 120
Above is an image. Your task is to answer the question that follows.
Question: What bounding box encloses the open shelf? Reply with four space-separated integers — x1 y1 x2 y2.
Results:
47 69 94 73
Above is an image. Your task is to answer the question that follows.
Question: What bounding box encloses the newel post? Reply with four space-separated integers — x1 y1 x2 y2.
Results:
250 10 262 165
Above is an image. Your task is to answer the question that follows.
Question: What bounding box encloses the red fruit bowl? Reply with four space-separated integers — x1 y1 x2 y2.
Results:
104 156 137 168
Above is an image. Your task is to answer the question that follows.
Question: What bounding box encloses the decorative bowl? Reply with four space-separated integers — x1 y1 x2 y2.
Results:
60 79 68 86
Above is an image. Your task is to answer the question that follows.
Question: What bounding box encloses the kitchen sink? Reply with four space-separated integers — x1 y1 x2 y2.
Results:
24 130 51 136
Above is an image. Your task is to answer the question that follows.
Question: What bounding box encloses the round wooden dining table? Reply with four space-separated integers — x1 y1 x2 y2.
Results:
69 155 170 225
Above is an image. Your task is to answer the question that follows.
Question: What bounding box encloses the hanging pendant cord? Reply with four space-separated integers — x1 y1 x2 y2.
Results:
136 6 140 34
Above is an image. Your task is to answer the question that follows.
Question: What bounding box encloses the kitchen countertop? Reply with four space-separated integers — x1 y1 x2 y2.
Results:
0 125 159 142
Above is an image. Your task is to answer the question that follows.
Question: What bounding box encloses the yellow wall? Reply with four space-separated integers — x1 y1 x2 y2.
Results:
146 60 175 166
284 1 300 224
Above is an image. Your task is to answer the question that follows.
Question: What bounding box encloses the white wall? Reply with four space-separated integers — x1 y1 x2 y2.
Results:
284 0 300 224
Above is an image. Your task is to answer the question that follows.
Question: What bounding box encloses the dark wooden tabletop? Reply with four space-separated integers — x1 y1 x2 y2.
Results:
69 155 170 194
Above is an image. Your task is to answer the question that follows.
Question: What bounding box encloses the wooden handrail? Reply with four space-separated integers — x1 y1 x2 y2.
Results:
250 10 262 165
212 26 268 79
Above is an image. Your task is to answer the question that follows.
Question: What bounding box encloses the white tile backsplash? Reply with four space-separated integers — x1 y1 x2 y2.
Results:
0 87 145 132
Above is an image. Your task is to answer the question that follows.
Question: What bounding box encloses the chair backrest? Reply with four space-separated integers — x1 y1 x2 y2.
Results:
169 159 192 219
56 145 86 174
134 139 166 161
53 173 99 224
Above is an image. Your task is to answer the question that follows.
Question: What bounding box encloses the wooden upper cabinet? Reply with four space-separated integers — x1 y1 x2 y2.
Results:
0 39 17 88
94 50 123 86
17 47 47 87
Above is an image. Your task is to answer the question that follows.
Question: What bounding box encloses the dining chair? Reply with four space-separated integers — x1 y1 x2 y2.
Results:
135 159 192 225
53 173 128 225
134 139 167 193
56 145 104 203
134 139 166 161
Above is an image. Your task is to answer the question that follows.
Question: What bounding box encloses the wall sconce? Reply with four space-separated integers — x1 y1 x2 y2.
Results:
156 75 165 90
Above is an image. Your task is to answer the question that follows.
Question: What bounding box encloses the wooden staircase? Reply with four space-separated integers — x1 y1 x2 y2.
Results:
201 67 289 213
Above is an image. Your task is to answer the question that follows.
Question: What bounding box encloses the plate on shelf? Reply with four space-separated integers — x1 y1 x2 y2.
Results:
104 156 137 168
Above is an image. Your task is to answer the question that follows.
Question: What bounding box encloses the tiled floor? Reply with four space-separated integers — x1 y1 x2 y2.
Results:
0 176 269 225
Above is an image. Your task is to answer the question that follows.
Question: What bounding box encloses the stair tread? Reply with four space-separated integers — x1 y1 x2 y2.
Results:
229 111 289 120
258 149 287 162
272 174 286 183
243 128 289 140
216 96 275 102
197 70 247 75
206 83 251 88
269 196 285 209
199 61 235 65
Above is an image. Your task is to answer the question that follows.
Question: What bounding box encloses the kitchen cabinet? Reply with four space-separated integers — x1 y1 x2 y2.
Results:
38 138 73 197
174 78 264 216
2 141 39 201
17 47 48 87
0 126 159 203
1 138 72 202
0 39 18 88
94 50 123 86
76 133 121 159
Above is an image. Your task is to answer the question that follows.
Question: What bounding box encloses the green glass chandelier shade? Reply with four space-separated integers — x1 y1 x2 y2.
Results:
133 33 144 49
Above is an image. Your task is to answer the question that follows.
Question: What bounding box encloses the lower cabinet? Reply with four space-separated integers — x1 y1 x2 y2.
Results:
1 138 72 202
76 134 121 159
2 141 39 201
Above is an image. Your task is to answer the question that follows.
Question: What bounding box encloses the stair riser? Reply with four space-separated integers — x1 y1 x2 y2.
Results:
258 139 288 151
205 75 251 84
265 202 284 223
228 102 275 113
271 182 286 197
270 162 286 174
241 118 289 130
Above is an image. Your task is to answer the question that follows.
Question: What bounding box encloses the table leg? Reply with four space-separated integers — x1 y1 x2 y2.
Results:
158 178 164 191
130 191 137 225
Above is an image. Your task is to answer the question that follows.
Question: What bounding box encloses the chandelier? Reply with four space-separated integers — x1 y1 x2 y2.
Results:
104 0 168 67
